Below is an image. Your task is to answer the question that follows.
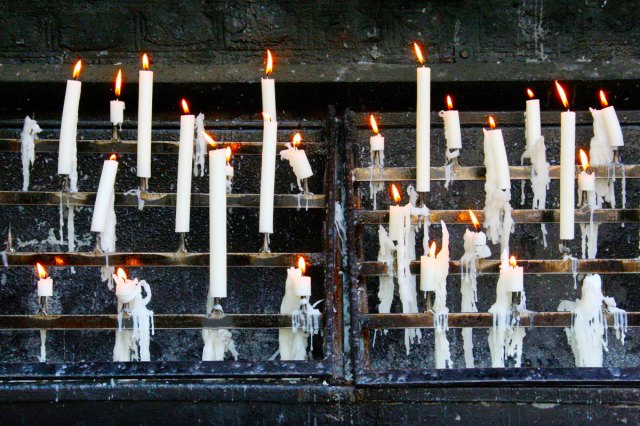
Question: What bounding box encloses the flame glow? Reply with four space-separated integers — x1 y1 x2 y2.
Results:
298 256 306 275
429 241 437 257
72 60 82 79
36 263 47 279
488 116 496 129
370 114 379 134
391 184 401 204
109 154 117 161
527 88 535 99
265 49 273 75
202 131 216 147
225 146 232 163
555 80 569 109
181 99 190 114
142 53 150 70
469 209 480 230
115 69 122 97
446 95 454 110
262 112 272 122
579 149 590 171
413 42 424 65
116 267 127 280
292 132 302 148
599 90 609 108
509 256 517 267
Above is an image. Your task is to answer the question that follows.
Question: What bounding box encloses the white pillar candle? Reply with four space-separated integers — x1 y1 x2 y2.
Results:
90 155 119 233
259 115 278 234
500 255 524 293
295 275 311 297
370 115 385 152
440 96 462 150
209 148 227 298
110 69 125 125
601 105 624 148
137 54 153 178
416 65 431 192
58 61 82 176
420 242 438 291
525 93 541 150
261 50 277 120
389 203 410 242
485 124 511 190
36 263 53 297
578 150 596 192
113 268 139 304
175 102 195 233
560 111 576 240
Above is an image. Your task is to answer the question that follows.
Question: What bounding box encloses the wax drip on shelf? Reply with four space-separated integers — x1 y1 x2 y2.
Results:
202 297 238 361
20 115 42 192
279 266 319 360
194 113 208 177
520 135 550 248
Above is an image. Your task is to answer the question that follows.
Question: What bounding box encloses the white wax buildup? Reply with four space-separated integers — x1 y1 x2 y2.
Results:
20 116 42 192
194 113 207 177
279 267 309 360
202 298 239 361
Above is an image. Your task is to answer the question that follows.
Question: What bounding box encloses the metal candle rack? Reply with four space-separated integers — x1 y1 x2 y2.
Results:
0 109 343 381
346 109 640 385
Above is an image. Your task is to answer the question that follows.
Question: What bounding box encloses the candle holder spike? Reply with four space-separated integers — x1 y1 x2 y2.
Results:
111 124 120 142
61 175 69 193
176 233 188 254
93 233 103 254
38 296 48 316
138 177 149 193
208 297 225 318
260 233 271 254
424 291 435 313
5 223 14 253
302 178 310 198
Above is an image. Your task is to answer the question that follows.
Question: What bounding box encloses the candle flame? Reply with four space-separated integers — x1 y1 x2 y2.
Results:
390 184 401 204
429 241 437 257
109 154 117 161
446 95 454 110
115 69 122 97
579 149 590 171
555 80 569 109
298 256 306 275
72 60 82 79
181 99 190 114
413 42 424 65
225 146 232 162
487 115 496 129
202 131 216 147
116 267 127 280
292 132 302 148
527 88 535 99
509 256 517 267
262 112 272 122
142 53 150 70
370 114 379 135
599 90 609 108
265 49 273 75
36 262 47 279
469 209 480 230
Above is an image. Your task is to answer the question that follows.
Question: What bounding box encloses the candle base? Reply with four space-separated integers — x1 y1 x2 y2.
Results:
417 191 428 208
176 232 188 254
38 296 48 315
111 124 120 142
208 297 225 318
613 149 620 164
302 178 310 198
139 177 149 193
5 223 13 253
372 150 383 169
424 291 435 313
260 233 271 254
93 233 103 254
559 240 572 257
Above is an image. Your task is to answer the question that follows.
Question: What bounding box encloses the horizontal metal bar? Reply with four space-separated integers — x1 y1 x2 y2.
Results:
0 191 326 209
359 259 640 276
0 139 325 155
355 209 640 225
353 165 640 182
352 110 640 127
361 312 640 329
0 314 324 330
4 252 323 268
0 361 330 380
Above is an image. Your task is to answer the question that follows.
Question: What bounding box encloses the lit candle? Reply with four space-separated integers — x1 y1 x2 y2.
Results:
420 241 438 292
440 95 462 151
599 90 624 148
259 112 278 234
499 255 524 293
137 53 153 179
58 60 82 185
414 43 430 192
36 263 53 297
209 145 227 298
369 115 384 152
280 133 313 189
294 256 311 297
113 267 138 304
90 154 119 235
524 88 541 151
110 69 125 126
175 99 194 233
556 81 576 240
485 116 511 190
388 184 410 242
261 50 277 120
578 149 596 192
466 210 491 259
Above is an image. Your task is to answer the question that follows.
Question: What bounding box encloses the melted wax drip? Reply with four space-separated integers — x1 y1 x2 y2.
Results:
113 280 154 362
20 116 42 192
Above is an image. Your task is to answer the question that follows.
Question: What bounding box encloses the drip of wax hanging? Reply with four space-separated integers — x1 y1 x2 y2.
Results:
202 297 238 361
368 114 384 210
20 116 42 192
577 149 599 259
194 113 208 177
112 268 154 362
520 89 550 247
459 210 491 368
279 265 310 360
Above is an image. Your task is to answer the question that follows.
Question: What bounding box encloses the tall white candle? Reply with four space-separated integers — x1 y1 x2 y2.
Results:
259 114 278 234
90 155 119 233
36 263 53 297
557 82 575 240
261 50 277 120
485 118 511 190
137 53 153 178
58 60 82 177
440 95 462 150
415 43 431 192
209 148 227 298
175 100 194 233
110 69 125 126
525 89 542 151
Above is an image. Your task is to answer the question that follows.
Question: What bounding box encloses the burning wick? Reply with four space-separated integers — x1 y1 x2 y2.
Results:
181 99 190 115
142 53 150 70
446 95 454 110
469 209 481 231
265 49 274 76
72 60 82 80
527 88 535 99
599 90 608 108
413 42 425 65
555 80 570 110
487 115 497 129
391 184 401 205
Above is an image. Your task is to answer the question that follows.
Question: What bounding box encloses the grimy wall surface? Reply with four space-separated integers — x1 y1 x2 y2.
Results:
1 1 640 424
